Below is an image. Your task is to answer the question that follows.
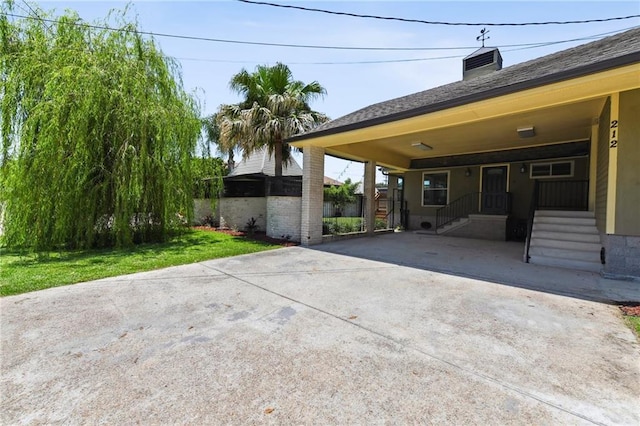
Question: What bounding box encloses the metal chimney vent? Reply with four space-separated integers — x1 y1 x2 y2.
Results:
464 51 495 71
463 47 503 80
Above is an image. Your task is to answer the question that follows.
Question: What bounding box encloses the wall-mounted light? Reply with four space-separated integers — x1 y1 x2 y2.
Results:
520 163 527 173
411 142 433 151
465 168 472 177
517 126 535 138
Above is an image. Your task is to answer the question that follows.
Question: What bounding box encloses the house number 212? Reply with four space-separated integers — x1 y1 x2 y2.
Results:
610 120 618 148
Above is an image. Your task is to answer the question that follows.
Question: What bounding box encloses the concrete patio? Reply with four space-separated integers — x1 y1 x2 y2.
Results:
1 233 639 424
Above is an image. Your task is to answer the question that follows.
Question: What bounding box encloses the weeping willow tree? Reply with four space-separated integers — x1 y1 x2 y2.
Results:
0 2 202 250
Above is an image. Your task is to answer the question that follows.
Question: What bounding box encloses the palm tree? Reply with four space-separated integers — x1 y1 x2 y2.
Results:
202 113 236 171
217 63 328 176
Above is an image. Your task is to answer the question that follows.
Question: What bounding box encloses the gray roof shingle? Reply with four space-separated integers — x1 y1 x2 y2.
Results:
226 147 303 178
290 27 640 142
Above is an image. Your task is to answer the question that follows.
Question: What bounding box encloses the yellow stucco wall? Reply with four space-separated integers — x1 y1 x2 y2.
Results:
508 157 588 220
403 157 589 229
615 89 640 236
404 166 477 228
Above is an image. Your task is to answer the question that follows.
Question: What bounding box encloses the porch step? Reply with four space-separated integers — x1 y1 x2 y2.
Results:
527 255 602 273
533 216 596 226
527 210 602 273
530 238 601 252
529 246 600 262
438 218 469 234
531 230 600 243
535 210 594 218
532 223 599 234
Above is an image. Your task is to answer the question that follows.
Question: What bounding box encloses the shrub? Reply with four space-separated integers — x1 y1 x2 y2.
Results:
375 218 388 230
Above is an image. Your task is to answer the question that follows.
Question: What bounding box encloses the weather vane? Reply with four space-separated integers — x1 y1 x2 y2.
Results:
476 28 490 47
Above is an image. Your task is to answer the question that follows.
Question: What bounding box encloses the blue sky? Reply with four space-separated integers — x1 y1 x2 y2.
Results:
31 1 640 182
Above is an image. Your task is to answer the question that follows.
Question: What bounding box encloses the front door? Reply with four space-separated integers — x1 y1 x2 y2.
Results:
481 166 508 213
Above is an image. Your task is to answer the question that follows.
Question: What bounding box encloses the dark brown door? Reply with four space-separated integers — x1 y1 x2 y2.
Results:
481 166 508 213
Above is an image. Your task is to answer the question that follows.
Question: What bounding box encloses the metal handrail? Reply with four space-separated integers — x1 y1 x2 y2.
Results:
537 180 588 210
436 192 481 232
524 180 540 263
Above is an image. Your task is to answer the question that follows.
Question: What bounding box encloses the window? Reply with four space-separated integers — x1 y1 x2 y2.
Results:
422 171 449 206
530 161 574 178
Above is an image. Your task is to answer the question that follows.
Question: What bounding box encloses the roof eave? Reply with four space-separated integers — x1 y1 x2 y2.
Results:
288 51 640 144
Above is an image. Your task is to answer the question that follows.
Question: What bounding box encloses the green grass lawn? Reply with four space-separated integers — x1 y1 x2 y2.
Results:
626 315 640 338
0 230 280 297
323 217 362 226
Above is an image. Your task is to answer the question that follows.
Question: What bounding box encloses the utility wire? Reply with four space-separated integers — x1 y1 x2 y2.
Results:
3 12 636 53
237 0 640 26
176 53 465 66
14 0 49 30
174 27 636 66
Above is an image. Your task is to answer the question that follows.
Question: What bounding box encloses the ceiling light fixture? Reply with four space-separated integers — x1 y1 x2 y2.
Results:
517 126 536 138
411 142 433 151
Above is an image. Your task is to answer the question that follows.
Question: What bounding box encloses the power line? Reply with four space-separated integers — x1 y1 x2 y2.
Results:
175 27 636 66
4 12 636 54
176 53 465 66
237 0 640 26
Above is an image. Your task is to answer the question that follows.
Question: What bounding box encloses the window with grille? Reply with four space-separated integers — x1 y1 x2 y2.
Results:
530 161 574 178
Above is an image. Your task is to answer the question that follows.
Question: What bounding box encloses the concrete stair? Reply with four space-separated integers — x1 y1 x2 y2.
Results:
437 217 469 234
527 210 602 273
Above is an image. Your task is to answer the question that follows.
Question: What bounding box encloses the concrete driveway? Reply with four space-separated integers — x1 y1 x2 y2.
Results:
2 234 639 425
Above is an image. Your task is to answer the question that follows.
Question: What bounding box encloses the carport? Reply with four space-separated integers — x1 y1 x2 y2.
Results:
316 231 639 303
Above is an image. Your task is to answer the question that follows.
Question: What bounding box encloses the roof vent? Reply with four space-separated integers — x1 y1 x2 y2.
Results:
463 47 503 80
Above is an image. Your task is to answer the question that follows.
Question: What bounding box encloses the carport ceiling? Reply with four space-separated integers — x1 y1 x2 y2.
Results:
325 97 606 170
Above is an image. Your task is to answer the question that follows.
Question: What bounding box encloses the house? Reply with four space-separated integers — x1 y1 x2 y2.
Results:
289 28 640 279
323 176 343 187
322 177 366 219
218 147 303 241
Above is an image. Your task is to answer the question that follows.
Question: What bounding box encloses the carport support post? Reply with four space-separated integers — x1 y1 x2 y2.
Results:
301 146 325 246
364 160 376 235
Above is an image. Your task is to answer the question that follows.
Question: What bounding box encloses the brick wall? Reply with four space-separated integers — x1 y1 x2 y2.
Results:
266 196 301 242
219 197 267 231
193 199 218 225
301 146 325 246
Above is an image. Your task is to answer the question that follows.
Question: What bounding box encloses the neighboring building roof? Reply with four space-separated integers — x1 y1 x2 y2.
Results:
354 182 366 195
290 27 640 142
226 147 303 178
324 176 343 186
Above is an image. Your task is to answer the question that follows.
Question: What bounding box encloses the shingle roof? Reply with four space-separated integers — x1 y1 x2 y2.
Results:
226 147 303 178
323 176 343 186
290 27 640 142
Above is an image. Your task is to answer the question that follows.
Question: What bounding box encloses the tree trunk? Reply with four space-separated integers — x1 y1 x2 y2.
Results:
274 137 283 177
227 148 235 171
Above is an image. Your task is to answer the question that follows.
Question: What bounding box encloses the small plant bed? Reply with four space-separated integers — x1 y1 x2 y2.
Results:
193 226 299 247
0 229 281 297
322 217 388 235
619 304 640 338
